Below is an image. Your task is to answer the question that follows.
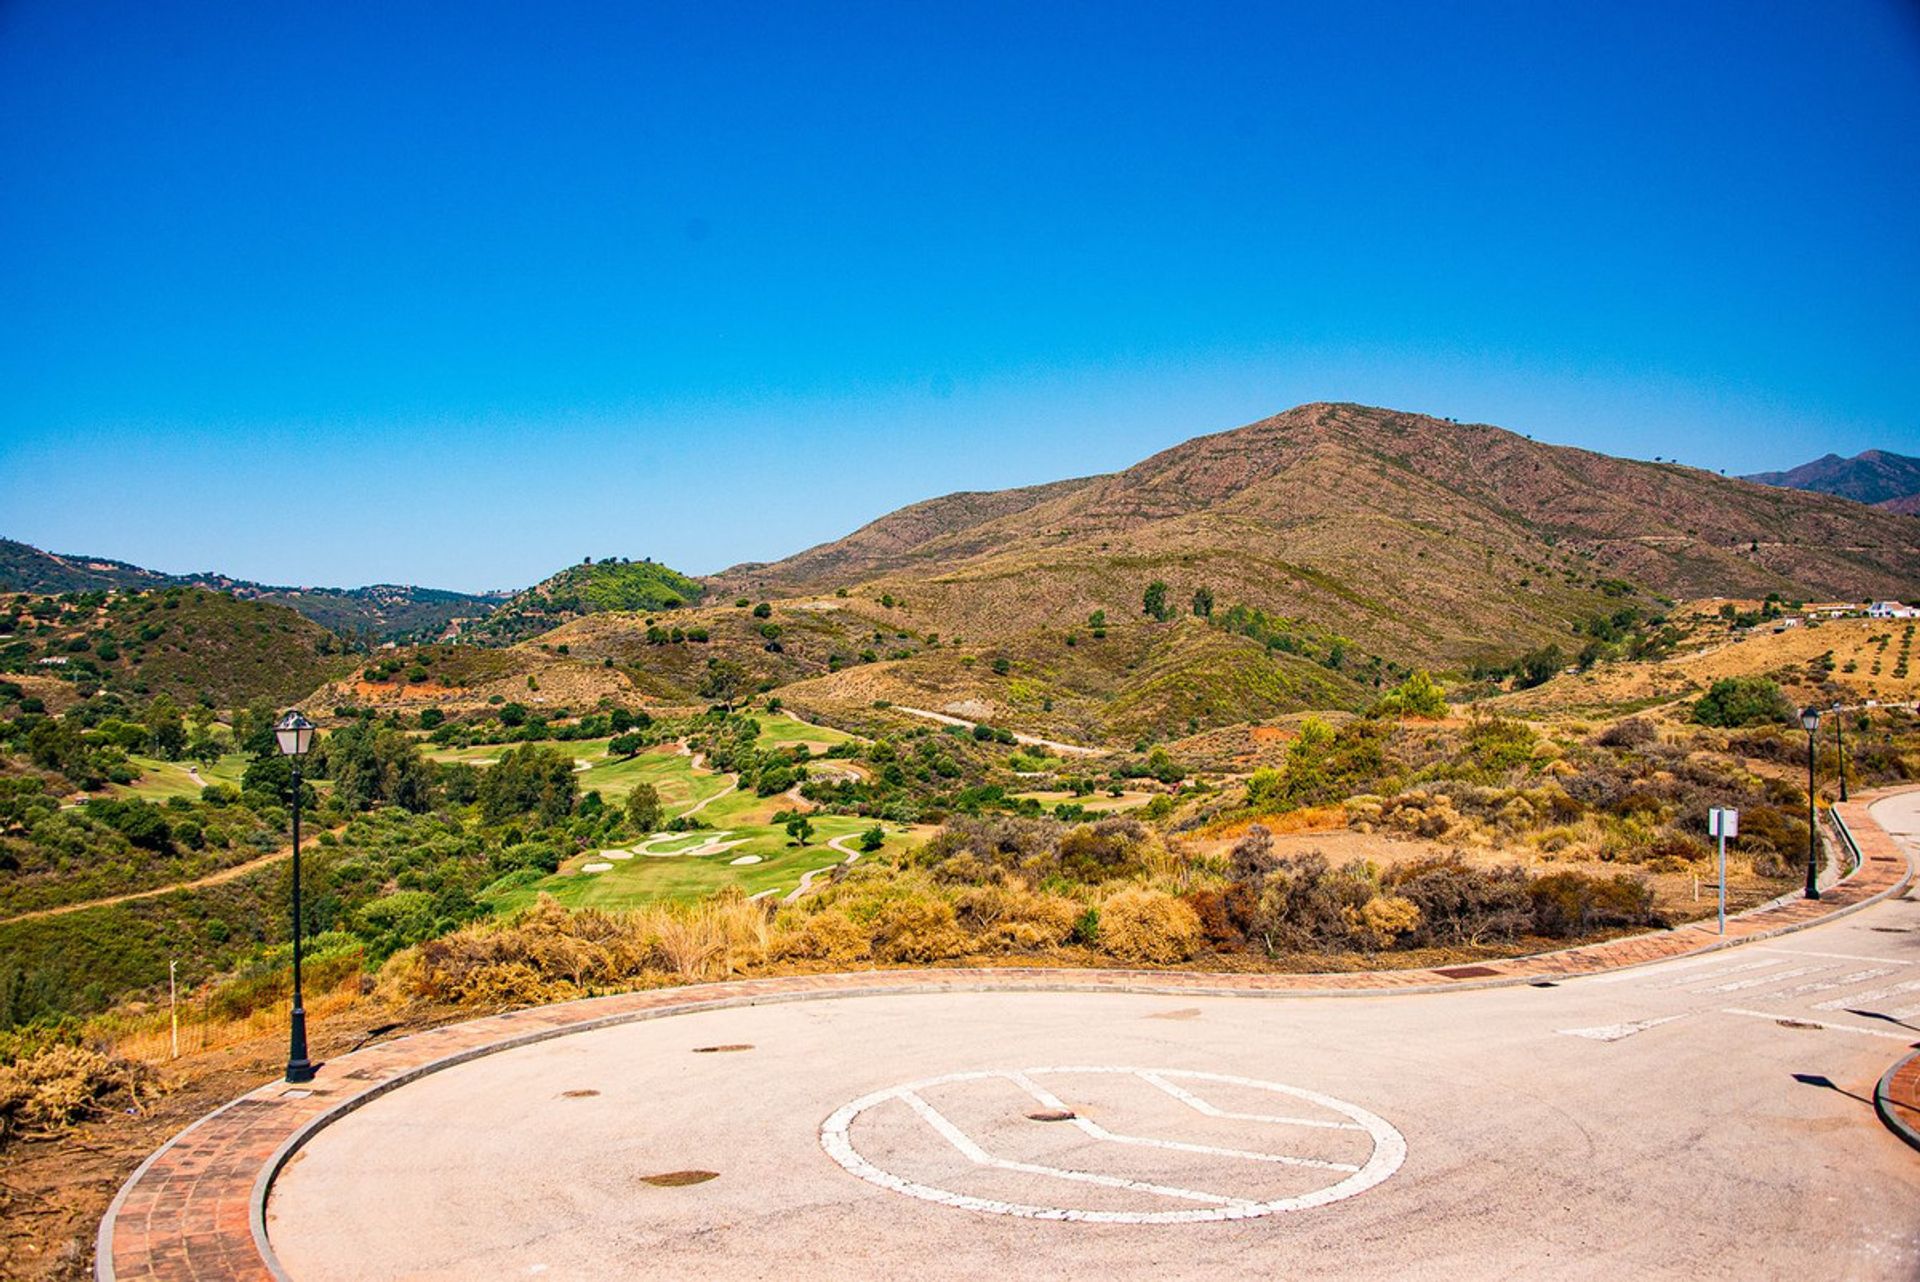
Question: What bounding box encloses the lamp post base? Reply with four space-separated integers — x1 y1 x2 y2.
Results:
286 1006 317 1084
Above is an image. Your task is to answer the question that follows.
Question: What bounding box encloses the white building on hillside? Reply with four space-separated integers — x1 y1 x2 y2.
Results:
1868 601 1920 620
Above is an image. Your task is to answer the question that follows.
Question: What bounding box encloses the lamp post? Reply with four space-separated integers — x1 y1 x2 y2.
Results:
275 710 317 1083
1831 701 1848 802
1798 706 1821 902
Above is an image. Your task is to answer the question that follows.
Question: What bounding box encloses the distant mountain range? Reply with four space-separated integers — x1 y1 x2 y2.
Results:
1745 449 1920 514
0 538 505 643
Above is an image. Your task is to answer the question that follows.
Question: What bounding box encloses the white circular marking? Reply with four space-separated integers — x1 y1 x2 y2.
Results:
820 1067 1405 1224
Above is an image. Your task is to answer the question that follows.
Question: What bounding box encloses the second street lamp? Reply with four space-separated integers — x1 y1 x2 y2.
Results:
1798 706 1821 902
1831 701 1848 803
275 710 317 1084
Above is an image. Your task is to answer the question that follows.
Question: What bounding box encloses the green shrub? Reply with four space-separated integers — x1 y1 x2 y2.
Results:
1692 677 1792 728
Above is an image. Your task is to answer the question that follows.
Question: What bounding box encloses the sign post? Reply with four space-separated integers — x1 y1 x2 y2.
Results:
1709 808 1738 934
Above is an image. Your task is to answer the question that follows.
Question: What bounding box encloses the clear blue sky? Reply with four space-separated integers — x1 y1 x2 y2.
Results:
3 1 1916 592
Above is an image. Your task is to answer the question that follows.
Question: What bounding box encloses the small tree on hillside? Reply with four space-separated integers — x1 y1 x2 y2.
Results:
785 814 814 846
1143 581 1169 621
1373 670 1449 719
1191 586 1214 618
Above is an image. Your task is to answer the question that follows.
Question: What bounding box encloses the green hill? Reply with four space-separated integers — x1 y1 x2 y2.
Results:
1 586 358 707
472 558 705 644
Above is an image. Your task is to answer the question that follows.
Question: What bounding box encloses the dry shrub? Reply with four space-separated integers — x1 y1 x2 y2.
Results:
1352 895 1422 948
773 910 872 963
1527 871 1656 936
1098 887 1201 964
952 883 1080 952
1256 806 1348 836
389 892 770 1006
0 1044 160 1144
1597 718 1658 749
870 897 971 963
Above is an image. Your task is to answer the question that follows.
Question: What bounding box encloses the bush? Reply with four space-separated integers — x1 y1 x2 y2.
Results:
0 1044 159 1145
1373 670 1448 719
1527 871 1656 936
773 910 871 963
1692 677 1793 728
870 897 970 963
1383 856 1532 947
1097 887 1201 964
951 883 1080 951
1596 718 1657 748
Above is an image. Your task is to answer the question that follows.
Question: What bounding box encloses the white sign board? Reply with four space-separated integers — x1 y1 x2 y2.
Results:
1709 808 1738 838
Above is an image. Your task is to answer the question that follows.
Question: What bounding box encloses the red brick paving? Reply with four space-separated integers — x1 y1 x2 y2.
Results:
97 789 1916 1281
1879 1052 1920 1152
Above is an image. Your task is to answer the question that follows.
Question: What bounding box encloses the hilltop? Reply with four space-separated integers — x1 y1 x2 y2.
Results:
0 538 503 643
469 557 705 645
1745 448 1920 512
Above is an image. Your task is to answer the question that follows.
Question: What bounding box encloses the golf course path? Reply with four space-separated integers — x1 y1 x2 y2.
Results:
677 751 738 818
893 706 1105 757
1 839 302 926
781 832 866 904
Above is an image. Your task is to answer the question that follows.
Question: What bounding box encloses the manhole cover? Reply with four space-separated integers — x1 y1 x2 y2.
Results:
821 1067 1404 1224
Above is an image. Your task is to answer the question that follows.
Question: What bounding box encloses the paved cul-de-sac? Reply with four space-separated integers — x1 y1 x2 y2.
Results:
249 792 1920 1281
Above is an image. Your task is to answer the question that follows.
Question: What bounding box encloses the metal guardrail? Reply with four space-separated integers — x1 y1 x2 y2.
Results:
1828 806 1863 875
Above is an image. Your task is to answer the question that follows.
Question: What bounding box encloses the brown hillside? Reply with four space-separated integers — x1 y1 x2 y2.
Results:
713 403 1920 669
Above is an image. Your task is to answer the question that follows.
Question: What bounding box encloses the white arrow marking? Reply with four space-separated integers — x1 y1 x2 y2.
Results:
1557 1015 1687 1042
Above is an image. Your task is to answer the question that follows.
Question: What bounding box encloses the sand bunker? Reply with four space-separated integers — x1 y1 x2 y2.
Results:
729 855 762 865
635 830 753 859
581 861 613 873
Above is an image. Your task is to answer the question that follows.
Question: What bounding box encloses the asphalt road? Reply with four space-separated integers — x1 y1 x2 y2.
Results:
267 794 1920 1280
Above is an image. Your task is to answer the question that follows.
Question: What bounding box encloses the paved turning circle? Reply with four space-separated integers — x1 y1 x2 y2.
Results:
820 1067 1405 1223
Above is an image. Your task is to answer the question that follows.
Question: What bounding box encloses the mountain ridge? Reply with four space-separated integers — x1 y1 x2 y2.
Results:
1745 447 1920 510
0 537 505 642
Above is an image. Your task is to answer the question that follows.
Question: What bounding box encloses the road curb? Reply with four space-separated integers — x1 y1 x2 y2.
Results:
1875 1051 1920 1154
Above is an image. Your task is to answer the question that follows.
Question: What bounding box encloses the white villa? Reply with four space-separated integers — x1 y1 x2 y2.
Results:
1868 600 1920 620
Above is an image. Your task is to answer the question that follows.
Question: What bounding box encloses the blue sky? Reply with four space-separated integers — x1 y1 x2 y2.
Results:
3 1 1916 592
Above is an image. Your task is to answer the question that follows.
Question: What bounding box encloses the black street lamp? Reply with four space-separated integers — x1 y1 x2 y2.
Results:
1831 701 1848 802
1799 706 1821 902
275 710 317 1083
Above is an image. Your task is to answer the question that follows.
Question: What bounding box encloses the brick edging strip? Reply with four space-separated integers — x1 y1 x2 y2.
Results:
1875 1052 1920 1153
96 788 1917 1282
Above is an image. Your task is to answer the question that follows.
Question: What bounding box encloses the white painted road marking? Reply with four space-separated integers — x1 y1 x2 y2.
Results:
1812 979 1920 1011
1135 1070 1366 1131
1692 964 1831 994
819 1067 1405 1224
1758 947 1918 966
1557 1015 1687 1042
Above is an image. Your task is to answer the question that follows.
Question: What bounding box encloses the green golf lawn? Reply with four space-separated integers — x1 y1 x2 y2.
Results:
113 753 249 801
486 814 908 911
